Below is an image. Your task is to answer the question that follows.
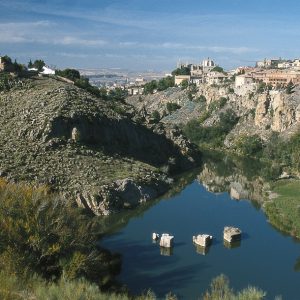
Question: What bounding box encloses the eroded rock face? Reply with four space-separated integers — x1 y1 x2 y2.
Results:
0 77 200 215
127 83 300 149
254 92 298 132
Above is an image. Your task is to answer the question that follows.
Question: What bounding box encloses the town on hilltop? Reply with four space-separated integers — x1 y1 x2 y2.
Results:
126 57 300 96
1 54 300 97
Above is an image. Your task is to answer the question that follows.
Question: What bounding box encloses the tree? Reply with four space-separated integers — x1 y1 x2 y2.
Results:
143 80 158 94
181 79 189 90
2 55 12 64
56 68 81 81
257 81 267 93
286 81 295 94
171 67 190 76
28 59 33 68
13 59 24 74
151 110 160 123
32 59 45 72
211 66 225 73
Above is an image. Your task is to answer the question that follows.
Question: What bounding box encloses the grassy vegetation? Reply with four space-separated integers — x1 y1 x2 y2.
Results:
203 274 266 300
265 179 300 238
0 271 266 300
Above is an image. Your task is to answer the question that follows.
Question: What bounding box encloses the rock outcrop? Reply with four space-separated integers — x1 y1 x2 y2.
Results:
127 83 300 147
0 76 200 215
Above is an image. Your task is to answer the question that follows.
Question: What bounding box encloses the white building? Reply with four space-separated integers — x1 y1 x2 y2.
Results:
206 71 227 85
41 66 55 75
235 74 254 88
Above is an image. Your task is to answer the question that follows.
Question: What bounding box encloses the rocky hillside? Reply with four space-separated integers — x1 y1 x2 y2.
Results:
127 83 300 146
0 76 200 215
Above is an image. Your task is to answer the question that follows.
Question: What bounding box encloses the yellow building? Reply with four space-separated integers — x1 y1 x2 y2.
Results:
174 75 190 85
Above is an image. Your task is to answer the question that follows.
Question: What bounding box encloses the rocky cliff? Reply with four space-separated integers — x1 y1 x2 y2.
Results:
0 76 200 215
128 83 300 146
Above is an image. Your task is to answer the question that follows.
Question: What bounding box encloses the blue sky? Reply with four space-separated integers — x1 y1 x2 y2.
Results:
1 0 300 71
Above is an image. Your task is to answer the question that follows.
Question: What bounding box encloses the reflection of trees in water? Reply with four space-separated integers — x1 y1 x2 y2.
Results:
294 257 300 272
198 151 270 205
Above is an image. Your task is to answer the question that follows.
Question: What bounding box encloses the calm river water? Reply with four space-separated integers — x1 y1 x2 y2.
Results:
102 156 300 299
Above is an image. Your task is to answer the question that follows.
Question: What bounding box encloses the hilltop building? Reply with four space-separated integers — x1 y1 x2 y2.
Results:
174 75 191 85
175 58 226 86
256 59 280 68
235 69 300 88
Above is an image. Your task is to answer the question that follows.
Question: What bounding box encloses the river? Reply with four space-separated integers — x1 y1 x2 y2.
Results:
101 154 300 299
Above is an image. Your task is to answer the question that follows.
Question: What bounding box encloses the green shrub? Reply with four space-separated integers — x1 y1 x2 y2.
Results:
0 179 121 288
151 110 161 123
166 102 181 113
203 274 266 300
56 69 81 81
183 109 239 148
195 95 207 103
234 135 263 157
180 79 189 90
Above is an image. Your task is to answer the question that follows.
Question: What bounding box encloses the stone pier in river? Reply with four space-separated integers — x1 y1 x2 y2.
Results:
193 234 213 247
159 233 174 248
223 226 242 243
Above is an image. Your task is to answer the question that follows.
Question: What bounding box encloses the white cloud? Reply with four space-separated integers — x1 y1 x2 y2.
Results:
117 41 258 54
52 36 107 46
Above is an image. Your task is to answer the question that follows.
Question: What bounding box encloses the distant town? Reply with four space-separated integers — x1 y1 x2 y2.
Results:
80 57 300 96
1 54 300 96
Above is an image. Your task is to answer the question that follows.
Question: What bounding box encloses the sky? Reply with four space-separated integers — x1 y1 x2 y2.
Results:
1 0 300 71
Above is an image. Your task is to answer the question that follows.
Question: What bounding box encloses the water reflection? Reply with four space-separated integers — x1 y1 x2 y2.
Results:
194 244 210 255
160 247 173 256
223 240 241 249
198 151 269 205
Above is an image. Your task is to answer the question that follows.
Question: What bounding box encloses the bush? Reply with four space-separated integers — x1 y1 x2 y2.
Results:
286 81 295 94
203 274 266 300
234 134 264 157
151 110 161 123
183 109 239 148
56 69 81 81
0 179 121 288
208 97 228 112
195 95 207 103
180 79 189 90
166 102 181 113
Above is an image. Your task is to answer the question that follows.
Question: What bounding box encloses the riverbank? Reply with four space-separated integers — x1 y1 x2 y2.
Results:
265 179 300 239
